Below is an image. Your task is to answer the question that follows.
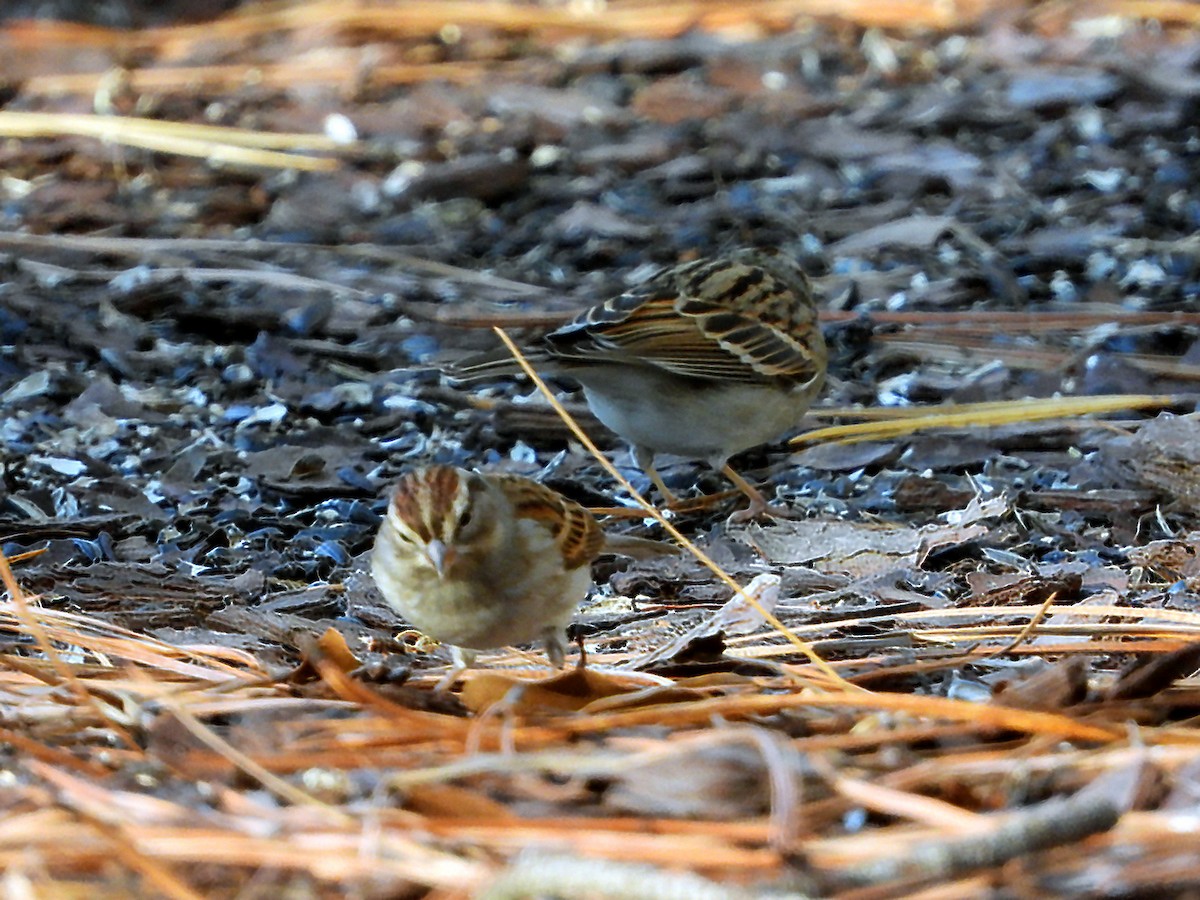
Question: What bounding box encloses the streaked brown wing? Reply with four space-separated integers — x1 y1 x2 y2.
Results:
494 475 605 570
544 256 824 385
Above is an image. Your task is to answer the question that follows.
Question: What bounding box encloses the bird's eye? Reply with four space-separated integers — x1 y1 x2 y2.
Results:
459 508 474 530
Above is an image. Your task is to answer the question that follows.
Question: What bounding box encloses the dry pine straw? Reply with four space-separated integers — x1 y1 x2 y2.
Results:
6 0 1200 101
3 1 1200 891
1 283 1198 897
5 484 1200 897
4 354 1200 895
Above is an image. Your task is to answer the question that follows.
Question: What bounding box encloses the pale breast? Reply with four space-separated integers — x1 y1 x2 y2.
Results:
576 365 817 463
370 521 592 651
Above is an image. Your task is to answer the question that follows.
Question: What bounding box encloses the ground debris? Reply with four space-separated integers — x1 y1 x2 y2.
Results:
2 2 1200 896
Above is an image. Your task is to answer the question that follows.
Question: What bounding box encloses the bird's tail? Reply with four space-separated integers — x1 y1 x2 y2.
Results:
446 346 555 384
601 533 677 560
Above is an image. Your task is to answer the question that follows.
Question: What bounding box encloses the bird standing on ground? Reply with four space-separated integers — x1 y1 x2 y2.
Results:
371 466 618 682
453 250 828 518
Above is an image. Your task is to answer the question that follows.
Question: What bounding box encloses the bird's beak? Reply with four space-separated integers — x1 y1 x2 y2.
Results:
425 539 457 579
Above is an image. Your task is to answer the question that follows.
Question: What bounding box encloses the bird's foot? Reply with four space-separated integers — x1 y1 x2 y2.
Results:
722 465 799 522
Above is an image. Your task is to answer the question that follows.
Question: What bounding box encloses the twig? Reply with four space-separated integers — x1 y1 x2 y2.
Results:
478 851 770 900
830 784 1121 891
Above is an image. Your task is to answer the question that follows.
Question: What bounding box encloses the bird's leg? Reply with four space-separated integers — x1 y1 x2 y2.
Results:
542 627 568 668
573 630 588 669
722 464 798 522
633 448 796 520
632 446 681 506
436 646 477 691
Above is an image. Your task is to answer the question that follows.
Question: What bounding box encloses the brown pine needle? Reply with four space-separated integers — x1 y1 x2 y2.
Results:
147 686 352 821
0 548 140 751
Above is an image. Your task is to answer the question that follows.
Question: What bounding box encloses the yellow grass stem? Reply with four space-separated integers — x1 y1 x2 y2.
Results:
792 394 1180 446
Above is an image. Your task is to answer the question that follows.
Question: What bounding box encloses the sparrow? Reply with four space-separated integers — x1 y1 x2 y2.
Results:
452 250 827 518
370 465 667 682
